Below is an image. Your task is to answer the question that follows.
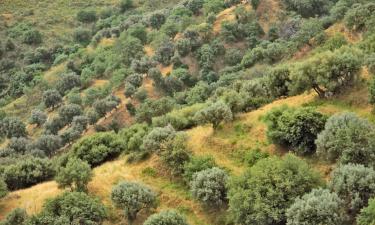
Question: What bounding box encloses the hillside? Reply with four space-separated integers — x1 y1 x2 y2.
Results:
1 0 375 225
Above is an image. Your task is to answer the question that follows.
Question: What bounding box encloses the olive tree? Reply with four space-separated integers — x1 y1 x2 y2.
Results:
228 154 322 225
43 89 62 109
55 158 92 192
329 164 375 217
357 198 375 225
191 167 228 207
111 181 157 224
316 112 375 167
194 101 233 130
58 104 83 125
0 117 27 138
142 125 176 152
29 109 47 127
144 210 189 225
264 106 327 155
286 188 346 225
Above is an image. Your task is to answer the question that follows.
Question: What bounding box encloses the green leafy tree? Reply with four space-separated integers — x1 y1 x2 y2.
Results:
55 158 93 192
148 11 167 29
31 135 62 157
30 191 106 224
142 126 176 153
119 0 133 12
154 41 175 66
282 0 333 17
191 167 228 207
316 112 375 167
144 210 189 225
0 178 8 199
117 35 144 66
194 101 233 130
58 104 83 125
111 181 157 224
0 117 27 138
8 137 30 154
289 47 361 98
29 109 47 127
73 27 92 45
228 154 322 225
183 155 216 182
56 73 81 96
357 198 375 225
264 106 327 155
160 133 191 176
265 65 291 98
43 89 62 109
329 164 375 218
76 10 97 23
0 208 27 225
286 188 346 225
23 29 42 45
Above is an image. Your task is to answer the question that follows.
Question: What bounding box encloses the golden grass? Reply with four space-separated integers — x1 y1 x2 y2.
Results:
0 182 61 220
144 45 155 57
91 79 110 88
158 64 173 76
325 22 362 44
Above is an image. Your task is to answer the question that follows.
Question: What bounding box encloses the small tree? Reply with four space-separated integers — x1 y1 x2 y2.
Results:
56 73 81 95
55 158 92 192
154 41 175 66
43 89 62 109
8 137 30 154
144 210 189 225
148 11 166 29
329 164 375 218
286 188 346 225
142 126 176 152
160 133 191 176
119 0 133 12
111 181 157 224
0 117 27 138
0 208 27 225
191 167 228 207
194 101 233 130
357 198 375 225
228 154 322 225
32 135 62 157
264 106 327 155
183 155 216 182
58 104 83 125
76 10 97 23
29 109 47 127
316 112 375 167
0 178 8 199
32 191 106 224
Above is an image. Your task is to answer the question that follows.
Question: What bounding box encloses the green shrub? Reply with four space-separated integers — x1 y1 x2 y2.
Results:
357 198 375 225
77 10 97 23
191 167 228 207
316 112 375 166
55 158 92 192
228 154 322 225
183 155 216 182
70 132 124 166
73 28 92 45
264 106 327 155
111 181 156 223
286 189 345 225
194 101 233 130
144 210 189 225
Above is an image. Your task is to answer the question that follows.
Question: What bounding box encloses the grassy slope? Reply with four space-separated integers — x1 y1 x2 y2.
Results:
0 0 373 224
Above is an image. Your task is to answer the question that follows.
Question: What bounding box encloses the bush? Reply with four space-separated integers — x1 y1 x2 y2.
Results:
203 0 225 16
365 54 375 74
243 148 269 167
0 178 8 199
286 188 345 225
111 181 156 223
0 208 27 225
30 191 106 224
23 30 42 45
29 109 47 127
357 198 375 225
58 104 82 125
329 164 375 217
225 48 243 66
194 101 233 130
44 116 64 135
8 137 30 154
282 0 333 17
316 112 375 166
160 133 191 175
344 3 375 31
176 38 191 57
144 210 189 225
73 28 92 45
76 10 97 23
148 11 167 29
119 123 149 153
183 155 216 182
289 47 361 98
70 132 123 166
31 135 62 157
228 154 322 225
55 157 92 192
264 106 327 155
56 73 81 95
265 65 291 98
119 0 133 12
2 157 54 190
191 167 228 207
154 41 175 65
0 117 27 138
43 89 62 109
142 126 176 153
